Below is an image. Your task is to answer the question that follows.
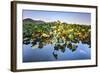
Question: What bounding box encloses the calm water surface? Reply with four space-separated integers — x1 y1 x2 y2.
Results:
23 42 91 62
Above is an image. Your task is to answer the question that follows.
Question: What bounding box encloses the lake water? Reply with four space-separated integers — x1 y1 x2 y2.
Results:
23 42 91 62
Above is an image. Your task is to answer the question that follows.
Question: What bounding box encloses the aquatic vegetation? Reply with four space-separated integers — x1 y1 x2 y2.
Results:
23 19 91 59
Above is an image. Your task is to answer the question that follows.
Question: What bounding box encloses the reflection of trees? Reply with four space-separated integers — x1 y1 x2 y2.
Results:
23 20 91 60
53 51 58 59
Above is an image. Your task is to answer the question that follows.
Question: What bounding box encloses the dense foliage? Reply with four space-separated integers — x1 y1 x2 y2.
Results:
23 19 91 59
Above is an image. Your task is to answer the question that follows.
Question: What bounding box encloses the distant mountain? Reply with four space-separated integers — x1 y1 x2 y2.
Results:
23 18 45 24
23 18 34 22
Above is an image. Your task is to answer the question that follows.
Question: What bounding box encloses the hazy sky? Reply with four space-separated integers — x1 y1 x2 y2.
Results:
23 10 91 25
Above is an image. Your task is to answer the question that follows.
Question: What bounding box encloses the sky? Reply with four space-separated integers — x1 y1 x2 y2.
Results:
23 10 91 25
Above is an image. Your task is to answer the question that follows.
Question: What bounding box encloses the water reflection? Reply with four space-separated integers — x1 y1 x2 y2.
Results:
23 36 90 60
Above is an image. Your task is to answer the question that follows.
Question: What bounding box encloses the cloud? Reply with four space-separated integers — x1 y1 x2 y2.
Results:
79 49 87 54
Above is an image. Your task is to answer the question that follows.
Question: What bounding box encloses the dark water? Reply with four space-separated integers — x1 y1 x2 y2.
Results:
23 41 91 62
